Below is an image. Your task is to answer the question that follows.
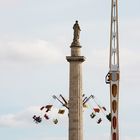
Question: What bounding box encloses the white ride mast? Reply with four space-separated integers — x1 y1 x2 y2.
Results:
106 0 120 140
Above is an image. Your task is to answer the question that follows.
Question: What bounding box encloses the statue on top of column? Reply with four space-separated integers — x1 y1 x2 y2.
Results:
72 20 81 46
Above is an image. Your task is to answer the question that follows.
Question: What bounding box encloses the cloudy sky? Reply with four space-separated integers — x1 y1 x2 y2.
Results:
0 0 140 140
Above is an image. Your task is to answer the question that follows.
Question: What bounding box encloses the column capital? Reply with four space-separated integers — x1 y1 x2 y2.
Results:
66 56 85 62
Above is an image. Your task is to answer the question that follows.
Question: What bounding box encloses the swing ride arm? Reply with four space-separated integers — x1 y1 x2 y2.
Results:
52 95 69 109
53 94 94 110
83 95 94 105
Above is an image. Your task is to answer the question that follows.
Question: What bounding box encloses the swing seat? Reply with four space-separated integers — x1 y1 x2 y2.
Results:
46 105 53 109
97 118 102 124
83 104 88 108
33 115 42 123
45 105 53 112
40 106 45 110
53 119 58 124
90 113 96 119
102 107 106 111
93 108 100 113
58 109 65 114
44 114 49 120
106 113 111 122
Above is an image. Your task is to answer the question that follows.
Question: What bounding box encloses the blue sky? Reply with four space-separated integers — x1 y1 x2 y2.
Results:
0 0 140 140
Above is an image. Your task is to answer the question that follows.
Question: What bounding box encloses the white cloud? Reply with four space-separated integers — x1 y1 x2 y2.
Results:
0 105 68 128
0 0 22 8
84 44 140 69
0 106 40 128
0 40 64 64
122 136 140 140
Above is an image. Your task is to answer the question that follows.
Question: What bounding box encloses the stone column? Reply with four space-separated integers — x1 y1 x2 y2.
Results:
66 21 85 140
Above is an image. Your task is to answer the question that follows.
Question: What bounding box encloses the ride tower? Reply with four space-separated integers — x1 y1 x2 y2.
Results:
106 0 120 140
